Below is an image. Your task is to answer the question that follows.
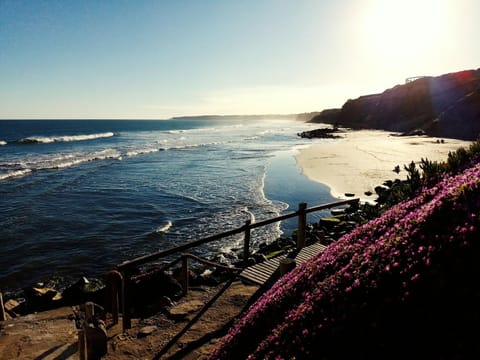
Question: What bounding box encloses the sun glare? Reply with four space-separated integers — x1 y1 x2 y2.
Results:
361 0 450 65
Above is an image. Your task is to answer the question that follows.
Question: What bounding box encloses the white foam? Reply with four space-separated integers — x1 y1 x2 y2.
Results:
19 132 115 144
45 149 121 168
125 148 159 157
90 149 122 162
0 169 32 180
168 140 226 151
257 130 272 136
155 221 173 233
0 149 123 182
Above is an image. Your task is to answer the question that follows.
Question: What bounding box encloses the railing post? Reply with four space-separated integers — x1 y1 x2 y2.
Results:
0 292 6 321
181 255 189 296
105 270 122 325
78 329 87 360
85 302 95 322
121 270 132 331
243 219 251 266
297 202 307 249
83 301 108 359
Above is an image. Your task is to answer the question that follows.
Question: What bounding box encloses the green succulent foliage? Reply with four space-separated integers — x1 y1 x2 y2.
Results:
419 158 446 184
447 147 469 171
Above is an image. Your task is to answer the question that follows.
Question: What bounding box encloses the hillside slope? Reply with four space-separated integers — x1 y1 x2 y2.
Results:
211 150 480 359
312 68 480 140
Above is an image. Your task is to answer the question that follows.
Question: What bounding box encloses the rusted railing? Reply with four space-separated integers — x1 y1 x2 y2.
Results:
107 198 359 330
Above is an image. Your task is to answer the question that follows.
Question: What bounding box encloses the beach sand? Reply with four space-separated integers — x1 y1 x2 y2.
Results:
296 129 472 202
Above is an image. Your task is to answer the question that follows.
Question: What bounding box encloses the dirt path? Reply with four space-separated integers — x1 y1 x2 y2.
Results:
105 280 259 359
0 280 259 359
0 307 78 360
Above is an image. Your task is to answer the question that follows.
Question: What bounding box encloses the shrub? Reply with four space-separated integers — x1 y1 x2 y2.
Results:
419 157 446 184
447 147 469 171
404 161 421 193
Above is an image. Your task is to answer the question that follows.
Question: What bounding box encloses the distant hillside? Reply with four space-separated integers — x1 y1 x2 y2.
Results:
170 112 324 122
170 114 299 121
311 68 480 140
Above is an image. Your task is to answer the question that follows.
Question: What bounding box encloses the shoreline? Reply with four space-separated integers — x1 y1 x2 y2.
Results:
296 129 472 201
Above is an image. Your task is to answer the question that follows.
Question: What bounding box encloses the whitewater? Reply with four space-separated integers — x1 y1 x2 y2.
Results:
0 118 334 291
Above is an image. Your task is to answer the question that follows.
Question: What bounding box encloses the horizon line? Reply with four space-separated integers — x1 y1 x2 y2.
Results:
0 111 322 121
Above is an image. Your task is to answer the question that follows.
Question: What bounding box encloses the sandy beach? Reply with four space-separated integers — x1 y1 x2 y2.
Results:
296 129 473 202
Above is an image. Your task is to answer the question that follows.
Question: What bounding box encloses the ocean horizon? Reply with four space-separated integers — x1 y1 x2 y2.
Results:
0 118 336 293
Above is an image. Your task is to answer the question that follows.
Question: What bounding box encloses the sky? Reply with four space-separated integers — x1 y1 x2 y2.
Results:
0 0 479 119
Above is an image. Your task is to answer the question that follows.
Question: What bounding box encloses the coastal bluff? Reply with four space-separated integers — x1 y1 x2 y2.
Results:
310 68 480 140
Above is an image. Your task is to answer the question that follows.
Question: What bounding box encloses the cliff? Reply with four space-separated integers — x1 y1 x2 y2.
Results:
311 68 480 140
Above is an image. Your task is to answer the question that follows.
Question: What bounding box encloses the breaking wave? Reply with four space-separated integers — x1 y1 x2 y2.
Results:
0 137 229 182
125 147 160 157
15 132 115 144
0 169 32 181
0 149 122 181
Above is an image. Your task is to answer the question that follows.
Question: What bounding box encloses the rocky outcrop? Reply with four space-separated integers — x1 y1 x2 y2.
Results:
310 68 480 140
297 127 343 139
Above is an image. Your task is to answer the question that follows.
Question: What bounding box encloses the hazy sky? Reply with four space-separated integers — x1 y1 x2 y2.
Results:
1 0 478 119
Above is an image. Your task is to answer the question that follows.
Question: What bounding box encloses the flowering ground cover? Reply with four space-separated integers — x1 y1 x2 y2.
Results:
211 156 480 359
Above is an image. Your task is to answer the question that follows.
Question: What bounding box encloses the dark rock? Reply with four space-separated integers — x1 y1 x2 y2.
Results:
319 217 342 229
190 270 220 287
140 296 175 316
297 127 343 139
4 299 20 312
22 286 63 312
137 325 158 338
133 270 182 298
397 129 427 136
383 180 394 187
129 269 183 317
62 277 105 306
245 257 257 267
344 204 358 214
253 253 267 264
375 187 391 203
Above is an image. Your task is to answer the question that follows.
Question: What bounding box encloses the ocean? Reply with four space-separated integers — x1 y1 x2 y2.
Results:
0 118 335 292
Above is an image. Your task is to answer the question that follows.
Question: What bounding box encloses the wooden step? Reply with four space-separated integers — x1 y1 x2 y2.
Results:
239 242 326 286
